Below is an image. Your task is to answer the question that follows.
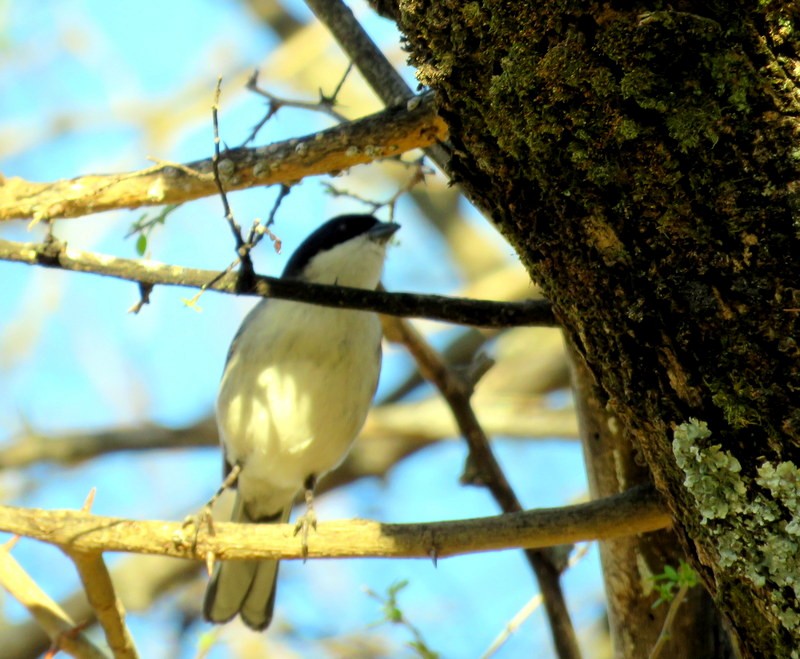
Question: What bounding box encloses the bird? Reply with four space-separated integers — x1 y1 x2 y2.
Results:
203 214 399 631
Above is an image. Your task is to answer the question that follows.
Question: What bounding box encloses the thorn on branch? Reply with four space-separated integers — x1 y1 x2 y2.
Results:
81 488 97 513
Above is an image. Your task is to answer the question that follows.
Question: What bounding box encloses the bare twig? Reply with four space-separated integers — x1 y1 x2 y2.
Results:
0 93 446 222
210 78 247 266
244 66 352 144
482 544 591 659
649 583 690 659
0 237 555 328
324 156 432 221
381 316 582 659
0 485 669 561
305 0 411 105
0 542 108 659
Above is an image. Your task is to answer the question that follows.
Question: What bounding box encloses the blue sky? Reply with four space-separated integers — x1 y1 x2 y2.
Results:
0 2 603 657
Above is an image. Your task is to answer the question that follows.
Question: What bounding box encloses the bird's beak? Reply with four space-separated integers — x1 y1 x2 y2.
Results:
368 222 401 244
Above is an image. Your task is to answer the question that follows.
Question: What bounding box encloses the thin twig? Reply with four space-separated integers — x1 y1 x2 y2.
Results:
244 66 352 144
210 78 256 291
211 78 244 254
265 184 292 228
0 541 108 659
323 156 432 221
381 315 582 659
0 237 556 328
0 485 670 561
649 583 690 659
244 183 290 255
306 0 411 105
482 544 591 659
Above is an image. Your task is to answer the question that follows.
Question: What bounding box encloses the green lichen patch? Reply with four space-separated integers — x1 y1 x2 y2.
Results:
673 419 800 643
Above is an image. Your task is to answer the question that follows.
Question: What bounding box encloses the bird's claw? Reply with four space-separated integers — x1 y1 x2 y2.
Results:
174 504 215 551
293 508 318 562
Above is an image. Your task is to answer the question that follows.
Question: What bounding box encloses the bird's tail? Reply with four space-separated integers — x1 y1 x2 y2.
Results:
202 495 290 631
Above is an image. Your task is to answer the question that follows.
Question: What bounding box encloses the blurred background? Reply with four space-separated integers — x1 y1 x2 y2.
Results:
0 1 607 657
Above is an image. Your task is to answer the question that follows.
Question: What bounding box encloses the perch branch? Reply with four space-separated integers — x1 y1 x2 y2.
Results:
0 485 669 561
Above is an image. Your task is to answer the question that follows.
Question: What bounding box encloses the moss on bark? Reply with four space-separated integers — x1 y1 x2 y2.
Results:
398 1 800 656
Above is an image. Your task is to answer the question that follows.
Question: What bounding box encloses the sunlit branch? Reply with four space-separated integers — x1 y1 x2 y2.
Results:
0 485 670 561
0 543 108 659
66 551 139 659
0 93 445 222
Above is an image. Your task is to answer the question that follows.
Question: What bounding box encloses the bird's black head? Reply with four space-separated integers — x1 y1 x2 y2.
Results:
282 214 394 280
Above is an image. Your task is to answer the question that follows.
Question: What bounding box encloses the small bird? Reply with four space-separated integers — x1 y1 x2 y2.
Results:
203 214 399 631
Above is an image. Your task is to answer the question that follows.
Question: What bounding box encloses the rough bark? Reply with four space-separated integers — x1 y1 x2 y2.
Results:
570 347 737 658
397 2 800 657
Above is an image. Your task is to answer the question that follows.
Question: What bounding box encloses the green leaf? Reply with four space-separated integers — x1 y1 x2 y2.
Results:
136 234 147 256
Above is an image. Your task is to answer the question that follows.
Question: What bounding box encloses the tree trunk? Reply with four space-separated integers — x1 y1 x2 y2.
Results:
397 2 800 657
570 347 737 658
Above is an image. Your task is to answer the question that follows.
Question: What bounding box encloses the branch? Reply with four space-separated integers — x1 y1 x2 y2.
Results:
0 543 108 659
0 485 670 560
0 400 576 470
0 420 219 469
0 238 556 328
304 0 452 170
306 0 412 106
0 555 200 659
0 93 445 222
382 315 582 659
67 551 139 659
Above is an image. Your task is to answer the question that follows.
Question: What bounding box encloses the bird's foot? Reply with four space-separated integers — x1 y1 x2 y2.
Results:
174 504 215 552
293 480 318 562
293 507 317 562
174 463 241 551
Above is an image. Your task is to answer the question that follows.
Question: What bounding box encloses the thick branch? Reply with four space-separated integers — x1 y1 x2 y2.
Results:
0 238 555 328
0 93 445 222
0 486 669 560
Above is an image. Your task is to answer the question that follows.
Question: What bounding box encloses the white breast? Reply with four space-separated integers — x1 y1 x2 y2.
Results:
216 299 381 519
